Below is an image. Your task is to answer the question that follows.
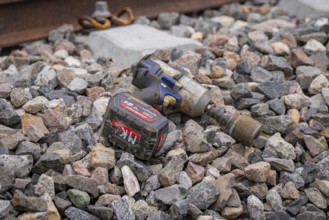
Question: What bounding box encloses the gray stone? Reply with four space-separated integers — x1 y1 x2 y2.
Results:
286 196 308 215
316 156 329 180
252 19 295 34
177 171 193 190
45 170 67 192
264 157 295 172
183 120 211 153
256 115 293 134
32 153 65 174
44 90 76 105
266 55 293 76
66 175 100 198
0 99 20 126
34 174 55 199
247 195 265 220
251 66 273 83
86 25 201 66
64 103 83 124
87 205 113 220
155 130 181 156
266 187 283 211
67 189 90 210
309 75 329 95
0 199 11 219
155 184 187 205
296 66 321 90
10 88 32 107
46 142 71 164
85 72 107 87
158 148 188 187
304 135 328 157
315 179 329 197
34 65 58 88
15 141 41 161
279 172 305 189
236 98 260 110
248 31 273 54
268 98 286 115
321 87 329 106
68 77 88 94
24 41 52 55
58 130 83 154
158 12 179 29
205 126 236 148
255 81 293 100
189 146 227 166
95 194 120 207
86 112 103 131
22 96 49 114
0 154 33 178
169 199 189 220
296 211 327 220
133 200 149 220
122 165 140 197
74 123 96 147
230 83 252 100
0 124 16 135
226 189 241 207
170 51 201 76
148 211 173 220
266 211 291 220
12 190 47 212
186 181 219 210
187 203 202 219
305 188 327 209
55 66 87 87
250 103 270 116
171 25 194 38
117 152 152 182
279 0 329 18
0 84 12 99
0 168 15 192
77 96 93 117
301 163 318 184
211 158 230 174
65 207 100 220
112 196 135 220
144 175 161 193
265 133 296 160
98 183 120 195
300 32 328 44
0 146 9 155
224 150 249 170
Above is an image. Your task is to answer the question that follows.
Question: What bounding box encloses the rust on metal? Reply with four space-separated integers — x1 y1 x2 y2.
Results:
0 0 243 47
207 105 262 147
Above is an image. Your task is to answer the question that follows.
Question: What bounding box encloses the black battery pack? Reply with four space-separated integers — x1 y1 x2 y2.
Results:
101 92 169 160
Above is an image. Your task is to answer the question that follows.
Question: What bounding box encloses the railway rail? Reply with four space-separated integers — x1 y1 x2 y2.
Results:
0 0 242 48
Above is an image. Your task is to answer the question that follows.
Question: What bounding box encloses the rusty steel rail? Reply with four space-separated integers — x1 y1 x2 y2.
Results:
0 0 243 48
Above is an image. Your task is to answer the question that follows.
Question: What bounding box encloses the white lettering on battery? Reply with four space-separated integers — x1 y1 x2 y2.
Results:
120 127 137 145
119 127 128 139
128 133 137 145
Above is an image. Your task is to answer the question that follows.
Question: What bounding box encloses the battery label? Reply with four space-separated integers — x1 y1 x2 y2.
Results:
156 133 167 150
112 120 141 145
120 97 159 122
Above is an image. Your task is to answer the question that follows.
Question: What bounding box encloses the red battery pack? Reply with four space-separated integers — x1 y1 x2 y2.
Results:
101 92 169 160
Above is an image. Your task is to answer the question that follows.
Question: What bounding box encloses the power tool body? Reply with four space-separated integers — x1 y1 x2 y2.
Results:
101 56 262 160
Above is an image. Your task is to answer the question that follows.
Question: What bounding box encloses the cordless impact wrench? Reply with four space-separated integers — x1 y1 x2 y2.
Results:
101 56 262 160
131 56 263 146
